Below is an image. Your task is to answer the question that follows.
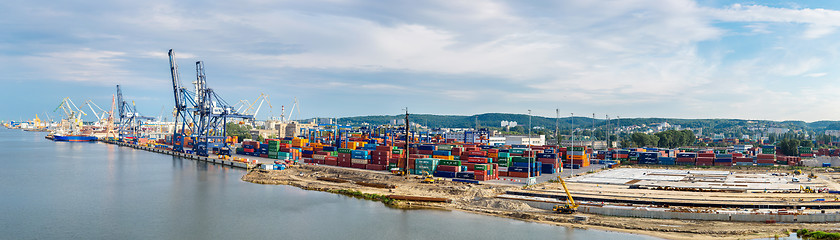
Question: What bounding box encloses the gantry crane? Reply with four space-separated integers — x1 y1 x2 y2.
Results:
168 49 253 156
116 85 155 142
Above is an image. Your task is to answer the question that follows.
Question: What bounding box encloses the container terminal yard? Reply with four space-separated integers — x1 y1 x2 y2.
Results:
7 49 840 239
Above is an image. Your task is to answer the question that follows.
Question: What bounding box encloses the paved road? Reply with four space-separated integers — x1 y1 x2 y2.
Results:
490 164 608 186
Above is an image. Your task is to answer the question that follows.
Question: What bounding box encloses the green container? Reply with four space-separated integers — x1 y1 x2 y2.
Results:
570 146 585 151
391 149 404 155
281 140 292 144
509 149 526 154
498 152 510 158
438 160 462 166
415 158 439 165
437 145 454 151
338 148 352 154
474 164 488 170
799 147 813 154
511 156 533 163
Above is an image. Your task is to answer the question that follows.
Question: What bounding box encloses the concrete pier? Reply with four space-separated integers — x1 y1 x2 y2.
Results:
101 140 256 169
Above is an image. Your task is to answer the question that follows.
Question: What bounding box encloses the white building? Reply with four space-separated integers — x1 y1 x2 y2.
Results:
505 135 545 146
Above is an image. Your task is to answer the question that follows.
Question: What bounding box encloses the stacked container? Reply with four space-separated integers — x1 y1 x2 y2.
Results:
676 152 696 165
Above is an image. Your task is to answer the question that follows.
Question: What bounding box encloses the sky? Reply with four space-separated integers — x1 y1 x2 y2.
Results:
2 0 840 123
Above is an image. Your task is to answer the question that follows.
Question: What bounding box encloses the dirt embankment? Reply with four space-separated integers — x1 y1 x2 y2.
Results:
242 164 825 240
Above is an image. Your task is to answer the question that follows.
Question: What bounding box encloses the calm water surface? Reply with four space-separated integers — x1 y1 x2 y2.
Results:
0 128 661 240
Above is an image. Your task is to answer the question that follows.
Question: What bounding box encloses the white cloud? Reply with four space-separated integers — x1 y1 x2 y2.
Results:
5 0 840 121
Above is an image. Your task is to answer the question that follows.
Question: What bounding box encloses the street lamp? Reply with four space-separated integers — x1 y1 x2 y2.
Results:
527 109 534 185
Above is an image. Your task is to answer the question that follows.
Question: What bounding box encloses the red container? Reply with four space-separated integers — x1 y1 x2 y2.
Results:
436 165 461 172
365 164 386 171
467 157 488 163
462 162 475 171
325 160 337 166
468 151 487 157
351 163 367 169
507 171 529 178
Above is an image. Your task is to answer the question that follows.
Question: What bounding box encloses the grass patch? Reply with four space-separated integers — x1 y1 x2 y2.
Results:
329 189 398 206
797 229 840 240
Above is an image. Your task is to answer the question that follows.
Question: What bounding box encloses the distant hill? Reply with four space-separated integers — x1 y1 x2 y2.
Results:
325 113 840 132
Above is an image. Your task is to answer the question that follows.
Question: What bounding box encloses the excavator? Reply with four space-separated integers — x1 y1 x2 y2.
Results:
553 176 579 214
420 171 442 184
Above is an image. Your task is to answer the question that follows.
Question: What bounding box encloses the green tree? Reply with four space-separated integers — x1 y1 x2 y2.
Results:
777 139 800 156
226 123 252 142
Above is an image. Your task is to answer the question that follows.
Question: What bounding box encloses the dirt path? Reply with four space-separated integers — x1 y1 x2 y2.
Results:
242 164 829 240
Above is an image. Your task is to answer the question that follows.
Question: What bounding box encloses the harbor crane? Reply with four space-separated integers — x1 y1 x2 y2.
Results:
53 97 87 134
553 176 579 214
168 49 253 156
116 85 155 141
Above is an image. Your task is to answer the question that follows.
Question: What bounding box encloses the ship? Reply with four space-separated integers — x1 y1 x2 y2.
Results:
47 98 98 142
52 134 98 142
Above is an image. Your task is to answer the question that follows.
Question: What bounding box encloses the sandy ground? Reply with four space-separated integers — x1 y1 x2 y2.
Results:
239 164 840 239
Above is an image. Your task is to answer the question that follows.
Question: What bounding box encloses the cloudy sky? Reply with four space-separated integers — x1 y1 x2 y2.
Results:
2 0 840 122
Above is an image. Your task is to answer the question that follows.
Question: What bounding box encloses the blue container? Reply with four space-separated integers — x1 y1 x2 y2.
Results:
480 145 493 150
433 171 457 178
456 172 475 179
544 149 555 154
512 144 528 148
541 163 556 174
714 158 732 163
460 166 468 172
508 166 529 172
323 146 337 151
418 145 437 151
628 152 640 157
536 153 556 159
351 150 369 156
823 163 832 167
511 162 536 168
676 153 696 158
499 149 510 153
432 150 451 156
302 150 314 155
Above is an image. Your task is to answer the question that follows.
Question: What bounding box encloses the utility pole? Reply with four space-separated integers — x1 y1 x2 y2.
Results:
591 113 595 150
556 109 560 172
528 109 533 185
570 113 574 177
606 115 611 149
404 108 410 176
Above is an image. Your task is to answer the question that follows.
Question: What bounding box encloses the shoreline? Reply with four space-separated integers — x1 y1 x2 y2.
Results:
240 164 817 240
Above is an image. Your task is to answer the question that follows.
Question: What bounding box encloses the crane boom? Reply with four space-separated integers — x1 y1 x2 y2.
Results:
558 177 577 208
553 176 578 214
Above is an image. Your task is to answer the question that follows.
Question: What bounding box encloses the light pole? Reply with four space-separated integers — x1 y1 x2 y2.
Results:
570 113 574 177
555 109 559 173
527 109 533 185
591 113 595 150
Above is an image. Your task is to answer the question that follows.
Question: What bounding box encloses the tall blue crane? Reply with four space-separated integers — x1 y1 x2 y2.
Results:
168 49 253 156
117 85 154 142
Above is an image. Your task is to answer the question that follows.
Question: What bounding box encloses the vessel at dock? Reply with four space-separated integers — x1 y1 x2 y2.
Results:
52 134 98 142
